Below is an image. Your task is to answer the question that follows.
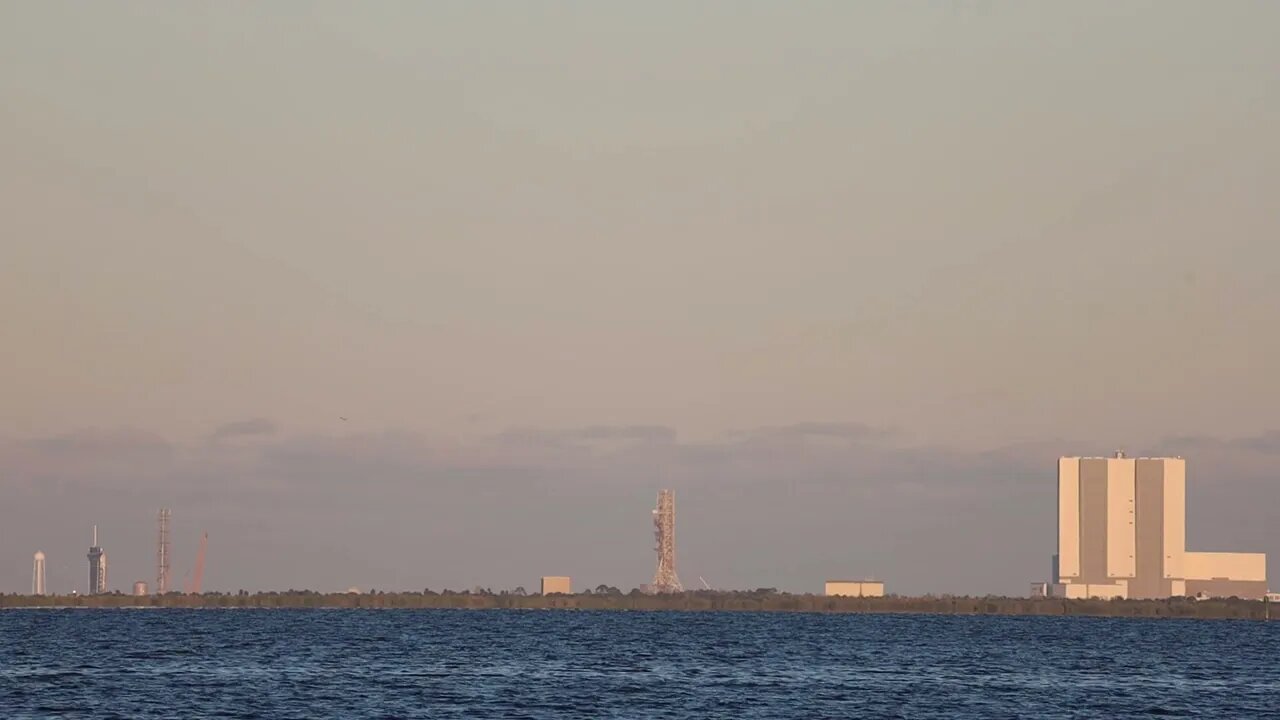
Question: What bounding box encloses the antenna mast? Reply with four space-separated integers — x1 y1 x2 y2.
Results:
157 508 171 595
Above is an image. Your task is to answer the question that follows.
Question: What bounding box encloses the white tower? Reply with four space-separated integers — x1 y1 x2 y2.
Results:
33 551 47 596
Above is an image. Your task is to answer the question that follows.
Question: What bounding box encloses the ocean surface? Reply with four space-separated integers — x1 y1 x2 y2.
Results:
1 609 1277 718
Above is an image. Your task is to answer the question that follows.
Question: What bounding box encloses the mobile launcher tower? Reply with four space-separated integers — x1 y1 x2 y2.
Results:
650 489 683 593
87 526 107 595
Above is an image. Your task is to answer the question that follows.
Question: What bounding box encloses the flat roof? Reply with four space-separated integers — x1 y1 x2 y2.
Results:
1061 455 1183 460
825 579 883 583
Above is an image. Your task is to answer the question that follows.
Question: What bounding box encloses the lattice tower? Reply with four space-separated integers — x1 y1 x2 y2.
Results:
157 508 171 595
651 489 683 592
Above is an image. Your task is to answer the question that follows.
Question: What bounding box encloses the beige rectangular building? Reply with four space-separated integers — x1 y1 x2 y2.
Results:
1051 582 1128 600
540 576 572 595
1054 453 1266 600
824 580 885 598
1183 552 1267 599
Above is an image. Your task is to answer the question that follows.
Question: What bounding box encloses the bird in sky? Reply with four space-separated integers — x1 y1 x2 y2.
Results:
339 416 348 421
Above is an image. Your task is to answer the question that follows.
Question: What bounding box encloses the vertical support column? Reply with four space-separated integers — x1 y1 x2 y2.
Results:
1106 457 1136 579
1163 459 1186 582
1057 458 1081 580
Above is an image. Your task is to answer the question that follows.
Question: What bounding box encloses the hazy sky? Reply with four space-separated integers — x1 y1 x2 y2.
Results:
3 2 1278 596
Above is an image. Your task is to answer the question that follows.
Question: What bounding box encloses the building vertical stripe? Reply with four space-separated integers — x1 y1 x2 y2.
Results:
1106 458 1136 578
1163 459 1186 580
1057 458 1080 579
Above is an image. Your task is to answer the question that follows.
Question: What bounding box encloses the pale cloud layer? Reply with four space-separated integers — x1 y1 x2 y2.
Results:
2 3 1278 593
210 418 278 443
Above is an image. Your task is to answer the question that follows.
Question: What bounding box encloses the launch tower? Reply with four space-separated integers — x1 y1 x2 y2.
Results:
87 526 107 595
651 489 683 593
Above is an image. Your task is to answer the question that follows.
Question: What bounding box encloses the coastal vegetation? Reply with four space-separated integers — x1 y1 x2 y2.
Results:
2 590 1272 620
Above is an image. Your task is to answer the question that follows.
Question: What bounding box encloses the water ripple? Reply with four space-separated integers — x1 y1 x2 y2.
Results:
1 610 1277 718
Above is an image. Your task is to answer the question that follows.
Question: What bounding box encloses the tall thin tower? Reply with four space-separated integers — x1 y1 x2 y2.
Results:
157 508 171 595
32 551 46 596
651 489 683 593
87 526 107 595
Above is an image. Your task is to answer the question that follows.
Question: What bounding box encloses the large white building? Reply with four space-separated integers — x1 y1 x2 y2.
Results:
1051 453 1267 600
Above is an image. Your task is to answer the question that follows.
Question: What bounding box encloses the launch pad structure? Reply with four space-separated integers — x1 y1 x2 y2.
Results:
651 489 683 593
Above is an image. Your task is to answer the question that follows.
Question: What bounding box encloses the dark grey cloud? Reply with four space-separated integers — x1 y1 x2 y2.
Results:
1148 432 1280 481
1160 432 1249 448
1237 432 1280 455
489 426 572 449
492 424 678 448
743 421 893 444
23 427 171 456
1162 430 1280 457
577 425 677 444
1 428 174 495
210 418 278 442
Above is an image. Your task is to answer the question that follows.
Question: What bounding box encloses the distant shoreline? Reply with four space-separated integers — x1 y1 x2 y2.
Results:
2 592 1273 620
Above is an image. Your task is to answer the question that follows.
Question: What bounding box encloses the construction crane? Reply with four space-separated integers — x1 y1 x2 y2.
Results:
184 532 208 594
699 576 712 591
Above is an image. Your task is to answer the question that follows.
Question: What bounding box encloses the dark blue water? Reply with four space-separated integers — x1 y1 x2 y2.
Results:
1 610 1277 718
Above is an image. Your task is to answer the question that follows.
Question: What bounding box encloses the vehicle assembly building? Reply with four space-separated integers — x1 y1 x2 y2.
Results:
1051 453 1267 600
824 580 885 598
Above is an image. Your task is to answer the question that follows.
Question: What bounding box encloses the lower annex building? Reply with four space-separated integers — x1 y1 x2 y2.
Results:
1041 453 1267 600
824 580 885 598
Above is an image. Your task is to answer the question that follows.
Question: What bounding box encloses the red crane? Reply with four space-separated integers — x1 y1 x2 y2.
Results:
184 532 208 594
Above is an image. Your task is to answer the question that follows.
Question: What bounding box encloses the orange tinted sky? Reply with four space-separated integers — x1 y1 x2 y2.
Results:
2 2 1277 594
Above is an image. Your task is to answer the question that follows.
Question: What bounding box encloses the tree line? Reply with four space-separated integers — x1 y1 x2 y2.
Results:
0 590 1271 619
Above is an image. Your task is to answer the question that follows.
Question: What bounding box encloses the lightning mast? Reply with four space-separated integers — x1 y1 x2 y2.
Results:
186 532 208 594
651 489 683 593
